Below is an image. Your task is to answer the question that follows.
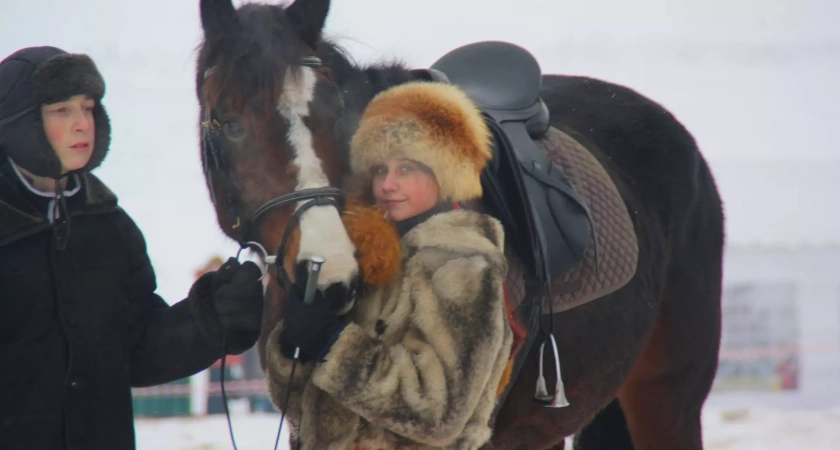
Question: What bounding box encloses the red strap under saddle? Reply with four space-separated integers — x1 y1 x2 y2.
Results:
503 281 527 359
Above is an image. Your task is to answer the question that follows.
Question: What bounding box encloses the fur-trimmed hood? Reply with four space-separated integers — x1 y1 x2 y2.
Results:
0 46 110 178
349 82 492 203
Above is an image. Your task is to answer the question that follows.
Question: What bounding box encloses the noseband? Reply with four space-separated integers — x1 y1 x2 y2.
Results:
200 55 345 290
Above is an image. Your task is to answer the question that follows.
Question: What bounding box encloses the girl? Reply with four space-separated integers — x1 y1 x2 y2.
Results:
267 81 514 450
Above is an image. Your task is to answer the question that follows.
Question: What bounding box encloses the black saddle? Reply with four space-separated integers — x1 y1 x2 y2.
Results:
414 41 592 288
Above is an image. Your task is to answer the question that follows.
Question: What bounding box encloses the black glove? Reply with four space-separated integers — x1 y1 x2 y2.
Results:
280 282 348 363
191 258 264 354
214 258 265 352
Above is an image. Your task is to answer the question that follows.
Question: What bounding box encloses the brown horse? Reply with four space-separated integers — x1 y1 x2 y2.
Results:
194 1 725 449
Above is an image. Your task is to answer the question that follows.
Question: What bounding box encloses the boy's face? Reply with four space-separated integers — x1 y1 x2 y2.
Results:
40 94 95 174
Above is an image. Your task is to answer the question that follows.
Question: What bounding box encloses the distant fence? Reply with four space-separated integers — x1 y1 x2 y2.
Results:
131 343 840 417
718 343 840 359
132 344 274 417
133 379 268 398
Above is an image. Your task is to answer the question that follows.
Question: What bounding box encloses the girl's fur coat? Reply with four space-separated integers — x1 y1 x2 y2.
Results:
265 209 513 450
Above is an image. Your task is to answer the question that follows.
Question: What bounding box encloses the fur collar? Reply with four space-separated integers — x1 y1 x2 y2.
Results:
401 208 506 266
0 166 118 246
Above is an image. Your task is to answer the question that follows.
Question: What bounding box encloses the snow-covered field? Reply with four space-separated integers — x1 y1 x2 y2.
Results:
135 404 840 450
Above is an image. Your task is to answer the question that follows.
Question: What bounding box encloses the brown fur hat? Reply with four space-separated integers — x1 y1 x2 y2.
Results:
350 81 493 203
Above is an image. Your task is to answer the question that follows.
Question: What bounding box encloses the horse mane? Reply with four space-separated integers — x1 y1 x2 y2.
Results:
314 38 418 165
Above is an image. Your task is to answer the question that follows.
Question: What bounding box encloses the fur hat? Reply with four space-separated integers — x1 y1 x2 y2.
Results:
0 46 110 178
350 81 493 203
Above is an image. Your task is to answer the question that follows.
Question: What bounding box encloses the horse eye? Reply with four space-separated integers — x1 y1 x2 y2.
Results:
223 118 245 139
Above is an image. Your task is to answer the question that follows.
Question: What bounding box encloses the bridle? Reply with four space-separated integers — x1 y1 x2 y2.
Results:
199 54 344 450
200 54 345 291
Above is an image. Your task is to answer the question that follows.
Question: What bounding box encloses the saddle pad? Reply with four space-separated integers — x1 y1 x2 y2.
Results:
535 127 639 313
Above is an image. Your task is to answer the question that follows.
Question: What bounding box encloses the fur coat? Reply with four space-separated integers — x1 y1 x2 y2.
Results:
265 209 513 450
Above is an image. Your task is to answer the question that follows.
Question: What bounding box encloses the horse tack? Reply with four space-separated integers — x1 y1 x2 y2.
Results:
489 126 639 414
530 127 640 314
495 125 639 316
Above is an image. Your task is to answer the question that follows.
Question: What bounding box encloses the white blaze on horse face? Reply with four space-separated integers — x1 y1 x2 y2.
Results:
277 67 359 287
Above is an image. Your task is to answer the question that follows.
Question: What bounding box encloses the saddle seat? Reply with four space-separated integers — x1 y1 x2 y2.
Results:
421 40 550 139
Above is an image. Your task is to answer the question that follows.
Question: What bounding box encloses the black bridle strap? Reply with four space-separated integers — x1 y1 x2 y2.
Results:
268 192 345 290
252 186 345 224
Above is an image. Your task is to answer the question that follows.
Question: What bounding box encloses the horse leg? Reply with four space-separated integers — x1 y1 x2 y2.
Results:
615 185 724 450
573 399 633 450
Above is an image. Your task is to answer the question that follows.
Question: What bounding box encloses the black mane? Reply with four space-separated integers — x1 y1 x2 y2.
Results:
314 38 417 162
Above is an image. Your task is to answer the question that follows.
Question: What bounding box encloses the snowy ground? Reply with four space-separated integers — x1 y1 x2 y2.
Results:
135 404 840 450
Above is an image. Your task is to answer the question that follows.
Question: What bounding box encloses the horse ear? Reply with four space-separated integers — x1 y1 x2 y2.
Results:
200 0 240 39
284 0 331 47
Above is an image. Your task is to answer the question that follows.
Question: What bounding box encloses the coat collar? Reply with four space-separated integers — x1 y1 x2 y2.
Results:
394 202 455 237
0 163 119 246
400 208 506 266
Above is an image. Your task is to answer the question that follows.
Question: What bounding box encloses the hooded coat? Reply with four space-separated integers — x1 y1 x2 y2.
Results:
264 82 514 450
0 47 249 450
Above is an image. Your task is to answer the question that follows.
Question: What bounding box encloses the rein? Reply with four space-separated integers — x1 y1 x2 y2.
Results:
200 54 336 450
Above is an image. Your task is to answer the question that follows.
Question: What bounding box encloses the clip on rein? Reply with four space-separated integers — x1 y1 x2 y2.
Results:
302 255 325 305
291 255 326 361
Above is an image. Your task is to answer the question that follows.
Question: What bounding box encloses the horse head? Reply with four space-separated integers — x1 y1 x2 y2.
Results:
195 0 358 313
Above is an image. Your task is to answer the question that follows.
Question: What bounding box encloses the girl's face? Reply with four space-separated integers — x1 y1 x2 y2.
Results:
41 94 95 174
371 156 441 222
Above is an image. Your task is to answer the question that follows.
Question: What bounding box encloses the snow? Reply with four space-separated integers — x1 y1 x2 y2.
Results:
134 404 840 449
701 405 840 450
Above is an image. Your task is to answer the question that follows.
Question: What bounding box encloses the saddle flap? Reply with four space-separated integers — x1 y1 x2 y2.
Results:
519 157 591 263
500 121 592 282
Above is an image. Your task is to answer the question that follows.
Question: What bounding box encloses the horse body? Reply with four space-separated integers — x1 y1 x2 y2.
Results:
484 74 725 449
195 1 724 449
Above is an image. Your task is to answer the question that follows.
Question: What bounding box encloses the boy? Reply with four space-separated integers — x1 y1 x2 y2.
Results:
0 46 264 450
